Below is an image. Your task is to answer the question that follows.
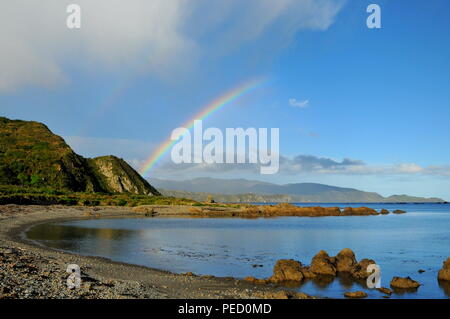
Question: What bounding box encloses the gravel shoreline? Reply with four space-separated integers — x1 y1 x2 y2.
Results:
0 205 314 299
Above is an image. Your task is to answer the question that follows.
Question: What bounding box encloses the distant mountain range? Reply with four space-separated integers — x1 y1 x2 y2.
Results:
151 177 445 203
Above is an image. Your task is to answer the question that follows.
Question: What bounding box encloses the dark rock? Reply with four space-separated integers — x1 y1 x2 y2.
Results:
390 276 421 289
344 291 368 298
310 250 337 276
438 257 450 281
380 209 390 215
376 287 392 295
393 209 406 214
351 259 376 279
269 259 304 282
299 266 317 279
336 248 357 273
205 195 215 204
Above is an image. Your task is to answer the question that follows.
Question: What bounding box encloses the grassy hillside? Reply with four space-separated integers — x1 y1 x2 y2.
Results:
0 117 159 195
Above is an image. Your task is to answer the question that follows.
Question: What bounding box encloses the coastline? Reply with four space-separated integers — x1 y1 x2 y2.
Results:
0 204 315 299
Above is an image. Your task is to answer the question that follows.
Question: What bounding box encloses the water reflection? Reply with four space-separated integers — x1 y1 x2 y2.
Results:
27 222 136 256
27 223 134 241
336 273 362 289
311 275 335 289
26 209 450 299
438 280 450 298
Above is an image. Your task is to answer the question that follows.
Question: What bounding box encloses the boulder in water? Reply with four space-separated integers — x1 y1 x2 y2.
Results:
390 276 421 289
310 250 337 276
344 291 368 298
351 259 376 279
438 257 450 281
269 259 304 283
336 248 357 273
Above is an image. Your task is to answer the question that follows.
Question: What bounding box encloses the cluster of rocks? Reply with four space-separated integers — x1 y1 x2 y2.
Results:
240 205 400 218
187 204 407 218
244 249 440 298
245 248 378 285
283 248 377 282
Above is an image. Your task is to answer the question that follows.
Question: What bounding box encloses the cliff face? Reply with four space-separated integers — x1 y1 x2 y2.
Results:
88 156 160 195
0 117 160 195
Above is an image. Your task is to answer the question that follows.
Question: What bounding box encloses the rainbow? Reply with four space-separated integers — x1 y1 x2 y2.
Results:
139 78 267 176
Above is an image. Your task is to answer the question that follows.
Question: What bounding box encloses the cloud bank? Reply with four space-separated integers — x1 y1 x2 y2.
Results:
63 135 449 179
0 0 344 92
150 153 450 178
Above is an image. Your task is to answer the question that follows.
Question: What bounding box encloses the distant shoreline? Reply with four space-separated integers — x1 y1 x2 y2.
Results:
247 201 449 204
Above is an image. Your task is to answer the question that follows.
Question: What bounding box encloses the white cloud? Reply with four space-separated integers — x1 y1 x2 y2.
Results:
0 0 345 92
151 153 450 179
395 163 423 174
289 98 309 108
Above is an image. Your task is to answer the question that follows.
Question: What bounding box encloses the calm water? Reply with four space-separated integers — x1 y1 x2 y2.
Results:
27 203 450 299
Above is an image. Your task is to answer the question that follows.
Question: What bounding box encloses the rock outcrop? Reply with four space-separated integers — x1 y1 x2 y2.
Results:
310 250 337 276
377 287 392 295
342 207 379 216
269 259 304 283
390 276 421 289
344 291 368 298
89 156 159 195
438 257 450 281
351 259 377 279
393 209 406 214
335 248 358 272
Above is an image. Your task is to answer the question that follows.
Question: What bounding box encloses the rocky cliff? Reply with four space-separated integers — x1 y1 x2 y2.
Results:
88 156 159 195
0 117 160 195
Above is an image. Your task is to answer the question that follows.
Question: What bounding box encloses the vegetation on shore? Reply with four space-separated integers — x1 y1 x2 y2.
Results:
0 185 196 207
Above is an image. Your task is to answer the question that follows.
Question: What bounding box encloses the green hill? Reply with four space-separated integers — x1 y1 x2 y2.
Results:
0 117 159 195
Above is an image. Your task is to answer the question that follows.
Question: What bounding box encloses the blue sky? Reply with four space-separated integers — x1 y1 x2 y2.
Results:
1 0 449 199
